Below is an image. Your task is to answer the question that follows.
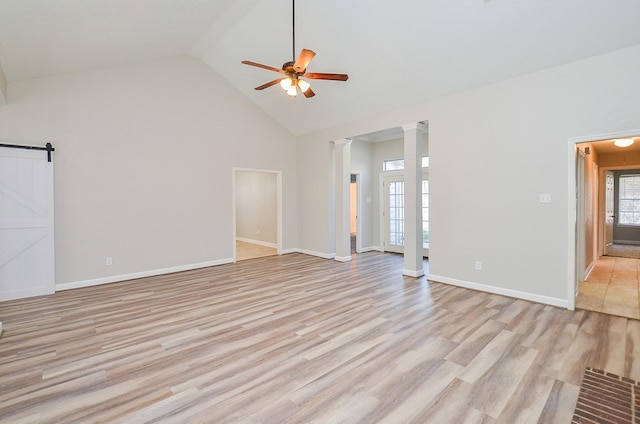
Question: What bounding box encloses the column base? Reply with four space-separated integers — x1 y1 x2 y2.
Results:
335 255 353 263
402 268 425 278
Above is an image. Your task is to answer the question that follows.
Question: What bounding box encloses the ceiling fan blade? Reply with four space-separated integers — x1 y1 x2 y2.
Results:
241 60 286 74
255 79 283 90
293 49 316 73
302 87 315 98
304 72 349 81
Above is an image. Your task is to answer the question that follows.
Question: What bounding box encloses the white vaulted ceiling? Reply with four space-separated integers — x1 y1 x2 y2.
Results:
1 0 640 135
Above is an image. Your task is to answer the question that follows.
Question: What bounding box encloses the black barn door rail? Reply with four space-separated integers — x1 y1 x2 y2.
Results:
0 142 55 162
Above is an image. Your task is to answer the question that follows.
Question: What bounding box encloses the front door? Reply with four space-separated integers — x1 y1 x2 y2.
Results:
383 175 405 254
0 146 55 301
383 172 429 256
604 170 614 255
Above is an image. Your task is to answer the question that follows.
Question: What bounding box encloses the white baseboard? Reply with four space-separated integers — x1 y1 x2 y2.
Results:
583 261 596 281
280 248 298 255
428 274 568 309
335 255 352 262
296 249 336 260
296 247 380 259
358 246 381 253
236 237 277 249
403 269 425 278
56 258 234 292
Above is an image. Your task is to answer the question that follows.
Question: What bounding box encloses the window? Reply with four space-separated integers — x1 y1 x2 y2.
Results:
422 180 429 248
618 174 640 225
384 159 405 171
383 157 429 171
388 181 405 246
384 178 429 250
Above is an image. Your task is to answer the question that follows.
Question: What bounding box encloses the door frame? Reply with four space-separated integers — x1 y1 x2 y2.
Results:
568 129 640 311
232 168 282 261
382 172 405 254
598 165 640 256
380 170 403 254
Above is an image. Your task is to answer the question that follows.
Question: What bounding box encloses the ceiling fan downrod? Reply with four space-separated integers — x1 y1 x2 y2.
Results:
291 0 296 62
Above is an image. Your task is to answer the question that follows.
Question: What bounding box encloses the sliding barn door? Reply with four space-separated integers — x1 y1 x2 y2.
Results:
0 146 55 301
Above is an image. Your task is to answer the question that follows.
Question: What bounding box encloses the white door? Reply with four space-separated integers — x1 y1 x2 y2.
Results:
383 172 429 256
384 175 405 254
604 171 614 255
0 146 55 301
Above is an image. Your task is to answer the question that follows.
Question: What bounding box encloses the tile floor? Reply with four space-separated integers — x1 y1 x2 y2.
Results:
235 240 277 261
577 255 640 319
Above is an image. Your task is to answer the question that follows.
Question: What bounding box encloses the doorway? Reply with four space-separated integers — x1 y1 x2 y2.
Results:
572 134 640 319
350 174 359 254
233 169 281 261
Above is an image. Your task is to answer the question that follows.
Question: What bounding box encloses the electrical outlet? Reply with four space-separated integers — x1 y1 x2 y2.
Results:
106 257 113 266
539 193 552 203
475 261 482 271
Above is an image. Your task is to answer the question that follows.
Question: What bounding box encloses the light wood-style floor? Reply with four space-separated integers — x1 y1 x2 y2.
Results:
577 255 640 319
235 240 277 261
1 252 639 423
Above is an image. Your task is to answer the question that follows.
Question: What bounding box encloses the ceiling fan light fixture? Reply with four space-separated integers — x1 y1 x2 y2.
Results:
614 138 635 147
280 77 293 90
240 0 348 98
298 79 310 93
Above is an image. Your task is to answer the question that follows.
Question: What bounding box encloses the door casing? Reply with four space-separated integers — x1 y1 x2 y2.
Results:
568 129 640 311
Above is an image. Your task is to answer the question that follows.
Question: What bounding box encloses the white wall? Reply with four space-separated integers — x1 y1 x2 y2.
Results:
0 55 297 286
297 43 640 306
235 170 277 245
0 63 6 105
296 139 334 258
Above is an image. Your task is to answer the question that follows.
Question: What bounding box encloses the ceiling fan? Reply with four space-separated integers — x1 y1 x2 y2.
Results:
241 0 348 98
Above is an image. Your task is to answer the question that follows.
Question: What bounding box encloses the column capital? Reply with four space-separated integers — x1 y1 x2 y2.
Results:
332 138 352 146
402 122 426 132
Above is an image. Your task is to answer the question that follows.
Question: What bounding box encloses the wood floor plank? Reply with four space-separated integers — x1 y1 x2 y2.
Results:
495 357 558 423
1 252 639 422
410 378 495 424
466 341 539 418
537 379 581 424
445 319 506 366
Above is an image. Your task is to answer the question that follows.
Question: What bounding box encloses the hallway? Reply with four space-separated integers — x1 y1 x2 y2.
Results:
577 254 640 319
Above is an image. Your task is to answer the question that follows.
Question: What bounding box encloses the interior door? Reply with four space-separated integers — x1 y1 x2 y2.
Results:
0 146 55 301
383 172 429 256
604 170 614 255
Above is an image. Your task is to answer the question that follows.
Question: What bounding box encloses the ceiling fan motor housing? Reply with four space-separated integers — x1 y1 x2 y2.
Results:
282 61 298 73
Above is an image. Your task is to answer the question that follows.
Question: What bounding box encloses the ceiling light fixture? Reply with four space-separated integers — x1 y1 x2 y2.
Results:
298 79 310 93
614 138 635 148
280 77 292 90
241 0 348 98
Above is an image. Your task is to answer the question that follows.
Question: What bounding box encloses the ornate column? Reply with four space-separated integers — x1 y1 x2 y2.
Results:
333 138 352 262
402 123 425 277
